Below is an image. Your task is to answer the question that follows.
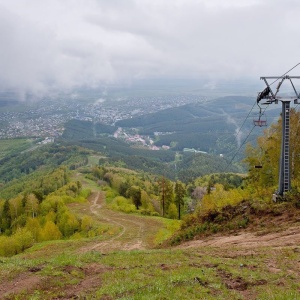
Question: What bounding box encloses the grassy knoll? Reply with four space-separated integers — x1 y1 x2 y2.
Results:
87 154 106 166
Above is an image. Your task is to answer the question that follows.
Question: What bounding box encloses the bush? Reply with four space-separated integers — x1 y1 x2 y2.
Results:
0 228 34 257
110 196 136 213
151 212 160 217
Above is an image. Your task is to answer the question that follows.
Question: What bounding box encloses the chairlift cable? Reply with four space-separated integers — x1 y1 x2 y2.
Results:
221 64 300 142
254 63 300 125
234 100 257 138
268 62 300 86
225 125 256 171
224 63 300 171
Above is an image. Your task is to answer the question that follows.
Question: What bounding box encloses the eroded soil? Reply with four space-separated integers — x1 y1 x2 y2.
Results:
177 225 300 249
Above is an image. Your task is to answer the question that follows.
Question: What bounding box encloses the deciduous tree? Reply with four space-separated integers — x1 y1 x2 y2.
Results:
174 181 186 219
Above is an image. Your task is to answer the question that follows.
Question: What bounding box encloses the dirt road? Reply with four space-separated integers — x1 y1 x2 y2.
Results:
81 191 163 252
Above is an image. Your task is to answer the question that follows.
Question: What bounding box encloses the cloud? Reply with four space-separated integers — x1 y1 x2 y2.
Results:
0 0 299 98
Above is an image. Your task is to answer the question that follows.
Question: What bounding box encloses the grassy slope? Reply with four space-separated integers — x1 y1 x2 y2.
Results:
1 175 300 299
0 148 299 299
1 237 299 299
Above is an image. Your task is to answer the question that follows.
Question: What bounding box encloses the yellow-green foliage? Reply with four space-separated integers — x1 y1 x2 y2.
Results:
200 184 248 213
103 187 118 204
167 203 178 219
0 179 100 256
81 215 94 232
40 196 66 216
25 217 42 241
154 219 181 245
110 196 137 213
39 221 62 241
58 211 80 237
0 228 33 257
76 188 91 202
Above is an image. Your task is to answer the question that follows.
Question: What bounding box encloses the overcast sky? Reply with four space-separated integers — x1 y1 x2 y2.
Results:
0 0 299 97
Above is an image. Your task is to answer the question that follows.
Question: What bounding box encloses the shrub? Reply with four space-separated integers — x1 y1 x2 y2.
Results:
110 196 136 213
0 228 34 257
40 221 62 241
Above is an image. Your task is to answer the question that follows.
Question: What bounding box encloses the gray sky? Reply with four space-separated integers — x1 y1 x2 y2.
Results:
0 0 299 97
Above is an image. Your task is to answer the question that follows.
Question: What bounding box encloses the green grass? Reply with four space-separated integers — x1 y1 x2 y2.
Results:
1 245 300 299
154 219 181 245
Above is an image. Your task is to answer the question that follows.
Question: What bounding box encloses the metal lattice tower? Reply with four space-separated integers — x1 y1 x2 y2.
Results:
279 100 290 194
257 76 300 196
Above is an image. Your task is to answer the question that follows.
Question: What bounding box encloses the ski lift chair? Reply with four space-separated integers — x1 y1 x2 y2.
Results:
253 118 267 127
253 103 267 127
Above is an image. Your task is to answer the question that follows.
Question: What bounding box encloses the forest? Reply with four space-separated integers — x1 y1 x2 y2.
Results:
60 119 240 180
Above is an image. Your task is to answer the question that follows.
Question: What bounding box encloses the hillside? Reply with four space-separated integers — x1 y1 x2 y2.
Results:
60 124 240 181
116 96 277 155
62 119 116 140
1 106 299 299
0 175 300 299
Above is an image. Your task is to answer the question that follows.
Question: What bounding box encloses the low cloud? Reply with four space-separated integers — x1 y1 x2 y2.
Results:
0 0 300 99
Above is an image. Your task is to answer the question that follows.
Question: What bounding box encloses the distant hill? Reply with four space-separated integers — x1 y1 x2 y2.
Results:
60 117 240 180
116 96 278 155
62 119 116 140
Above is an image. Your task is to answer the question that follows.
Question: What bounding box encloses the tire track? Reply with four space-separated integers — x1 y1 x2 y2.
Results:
82 191 145 252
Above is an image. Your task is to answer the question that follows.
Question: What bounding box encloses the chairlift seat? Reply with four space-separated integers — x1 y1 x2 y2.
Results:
253 119 267 127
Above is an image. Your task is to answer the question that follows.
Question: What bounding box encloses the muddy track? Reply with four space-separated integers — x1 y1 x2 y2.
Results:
81 192 148 252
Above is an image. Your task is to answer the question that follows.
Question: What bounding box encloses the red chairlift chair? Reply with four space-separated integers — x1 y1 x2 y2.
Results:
253 118 267 127
253 104 267 127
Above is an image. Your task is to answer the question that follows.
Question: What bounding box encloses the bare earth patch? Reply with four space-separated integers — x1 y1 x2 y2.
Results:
0 272 43 298
176 225 300 249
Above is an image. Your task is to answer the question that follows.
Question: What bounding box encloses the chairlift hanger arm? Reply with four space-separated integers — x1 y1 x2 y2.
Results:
260 76 300 103
288 78 300 98
261 78 275 97
274 77 285 98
